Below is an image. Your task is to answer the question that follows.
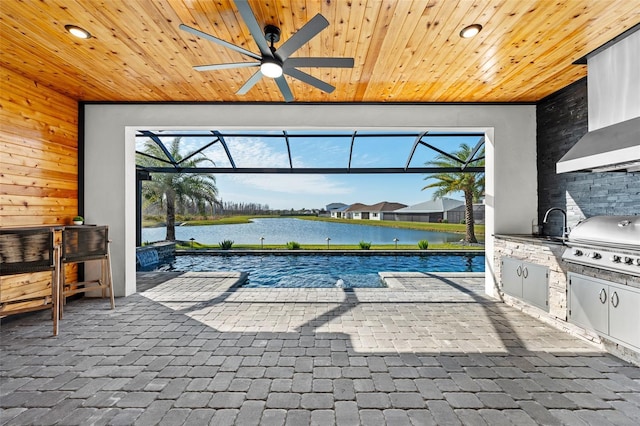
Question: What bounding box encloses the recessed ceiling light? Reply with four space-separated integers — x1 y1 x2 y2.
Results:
460 24 482 39
65 25 91 39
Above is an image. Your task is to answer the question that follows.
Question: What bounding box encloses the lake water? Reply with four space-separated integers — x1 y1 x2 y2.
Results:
142 217 463 246
159 253 485 288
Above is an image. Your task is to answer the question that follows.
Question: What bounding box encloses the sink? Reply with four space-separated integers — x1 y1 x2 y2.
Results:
531 235 567 243
495 234 567 244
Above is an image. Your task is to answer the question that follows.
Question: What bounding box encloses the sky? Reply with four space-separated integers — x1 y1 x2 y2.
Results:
137 131 483 210
216 173 433 211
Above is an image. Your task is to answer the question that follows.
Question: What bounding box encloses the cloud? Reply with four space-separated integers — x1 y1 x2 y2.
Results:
232 174 352 195
202 136 351 195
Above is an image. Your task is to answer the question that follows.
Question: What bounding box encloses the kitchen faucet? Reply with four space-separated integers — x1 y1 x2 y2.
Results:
543 207 569 239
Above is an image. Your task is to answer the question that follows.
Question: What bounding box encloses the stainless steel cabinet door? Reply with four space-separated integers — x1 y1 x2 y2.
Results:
522 262 548 311
608 285 640 350
501 257 523 297
568 274 608 335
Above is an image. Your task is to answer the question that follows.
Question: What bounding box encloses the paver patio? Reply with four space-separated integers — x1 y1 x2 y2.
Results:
1 272 639 425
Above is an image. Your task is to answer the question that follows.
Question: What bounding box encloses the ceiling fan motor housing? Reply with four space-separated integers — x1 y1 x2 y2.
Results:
264 25 281 44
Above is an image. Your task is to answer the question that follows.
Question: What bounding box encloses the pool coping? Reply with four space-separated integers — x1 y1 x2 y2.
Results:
380 271 485 289
168 271 486 291
176 249 484 256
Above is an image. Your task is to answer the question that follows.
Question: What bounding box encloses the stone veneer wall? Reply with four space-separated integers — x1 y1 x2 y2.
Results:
536 78 640 236
493 238 567 322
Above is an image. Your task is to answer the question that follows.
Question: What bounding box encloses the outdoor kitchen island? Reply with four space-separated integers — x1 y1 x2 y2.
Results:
494 234 640 366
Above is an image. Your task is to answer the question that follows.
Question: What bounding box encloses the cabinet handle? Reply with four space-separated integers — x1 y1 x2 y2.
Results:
516 266 522 277
599 288 607 304
611 291 619 308
523 267 529 279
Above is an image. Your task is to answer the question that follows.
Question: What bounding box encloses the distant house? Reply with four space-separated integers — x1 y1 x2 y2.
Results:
346 201 407 220
326 202 349 218
390 197 466 223
447 203 486 224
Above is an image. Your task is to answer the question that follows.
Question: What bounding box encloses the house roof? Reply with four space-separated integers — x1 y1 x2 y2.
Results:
346 202 407 213
394 198 465 214
326 203 348 211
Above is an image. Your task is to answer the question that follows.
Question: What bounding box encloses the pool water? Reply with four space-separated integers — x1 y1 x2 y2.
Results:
159 253 485 289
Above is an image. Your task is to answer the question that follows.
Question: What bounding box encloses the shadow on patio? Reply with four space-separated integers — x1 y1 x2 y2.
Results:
1 272 639 425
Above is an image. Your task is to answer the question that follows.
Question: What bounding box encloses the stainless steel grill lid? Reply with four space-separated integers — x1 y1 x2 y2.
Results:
568 215 640 249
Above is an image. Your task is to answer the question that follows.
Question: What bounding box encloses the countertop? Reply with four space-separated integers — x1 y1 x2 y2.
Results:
494 233 567 246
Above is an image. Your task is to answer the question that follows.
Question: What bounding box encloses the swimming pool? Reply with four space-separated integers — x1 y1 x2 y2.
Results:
158 253 485 288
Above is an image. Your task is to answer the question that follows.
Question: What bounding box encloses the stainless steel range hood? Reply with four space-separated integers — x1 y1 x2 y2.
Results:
556 116 640 173
556 27 640 174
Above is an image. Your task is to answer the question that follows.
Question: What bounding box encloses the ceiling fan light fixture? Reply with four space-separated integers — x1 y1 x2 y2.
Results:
65 24 92 39
460 24 482 39
260 60 283 78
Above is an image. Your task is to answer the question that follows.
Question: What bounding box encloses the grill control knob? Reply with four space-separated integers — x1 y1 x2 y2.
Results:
635 258 640 266
573 249 583 256
611 255 621 263
589 252 601 259
624 257 633 265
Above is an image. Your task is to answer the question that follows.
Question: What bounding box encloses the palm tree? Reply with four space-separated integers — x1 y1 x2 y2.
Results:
422 144 485 243
137 137 218 241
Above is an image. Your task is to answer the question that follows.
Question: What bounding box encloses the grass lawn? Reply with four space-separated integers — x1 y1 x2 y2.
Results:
296 216 485 236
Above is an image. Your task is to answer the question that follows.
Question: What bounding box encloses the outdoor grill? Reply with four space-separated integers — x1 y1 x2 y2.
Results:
562 215 640 276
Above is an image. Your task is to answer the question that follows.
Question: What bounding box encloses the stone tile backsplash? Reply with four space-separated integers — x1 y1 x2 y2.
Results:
536 78 639 235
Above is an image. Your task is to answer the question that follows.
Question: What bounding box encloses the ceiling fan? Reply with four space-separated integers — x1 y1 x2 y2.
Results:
179 0 354 102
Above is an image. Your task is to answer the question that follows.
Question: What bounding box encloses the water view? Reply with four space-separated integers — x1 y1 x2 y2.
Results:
142 217 463 245
160 253 485 288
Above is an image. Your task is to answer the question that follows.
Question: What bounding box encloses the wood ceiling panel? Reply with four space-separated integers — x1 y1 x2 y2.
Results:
1 0 638 103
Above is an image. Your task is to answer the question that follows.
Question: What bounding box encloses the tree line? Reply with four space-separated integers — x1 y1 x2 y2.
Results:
217 200 271 215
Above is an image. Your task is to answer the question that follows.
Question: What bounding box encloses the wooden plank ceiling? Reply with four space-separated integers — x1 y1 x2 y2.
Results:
1 0 638 103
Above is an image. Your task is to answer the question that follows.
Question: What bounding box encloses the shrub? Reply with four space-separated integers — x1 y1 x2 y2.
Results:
418 239 429 250
286 241 301 249
359 241 371 250
218 240 234 250
442 219 448 223
460 219 466 224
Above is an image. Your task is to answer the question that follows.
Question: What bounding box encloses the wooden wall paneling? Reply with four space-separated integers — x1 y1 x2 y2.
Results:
1 66 79 311
1 67 78 227
0 265 76 316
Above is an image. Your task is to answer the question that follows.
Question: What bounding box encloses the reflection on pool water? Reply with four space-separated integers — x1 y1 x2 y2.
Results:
158 253 485 289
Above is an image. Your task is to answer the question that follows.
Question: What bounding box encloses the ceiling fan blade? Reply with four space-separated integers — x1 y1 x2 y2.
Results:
234 0 273 58
237 69 264 95
179 24 261 60
275 76 294 102
284 68 335 94
284 57 354 69
276 14 329 61
194 62 259 72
